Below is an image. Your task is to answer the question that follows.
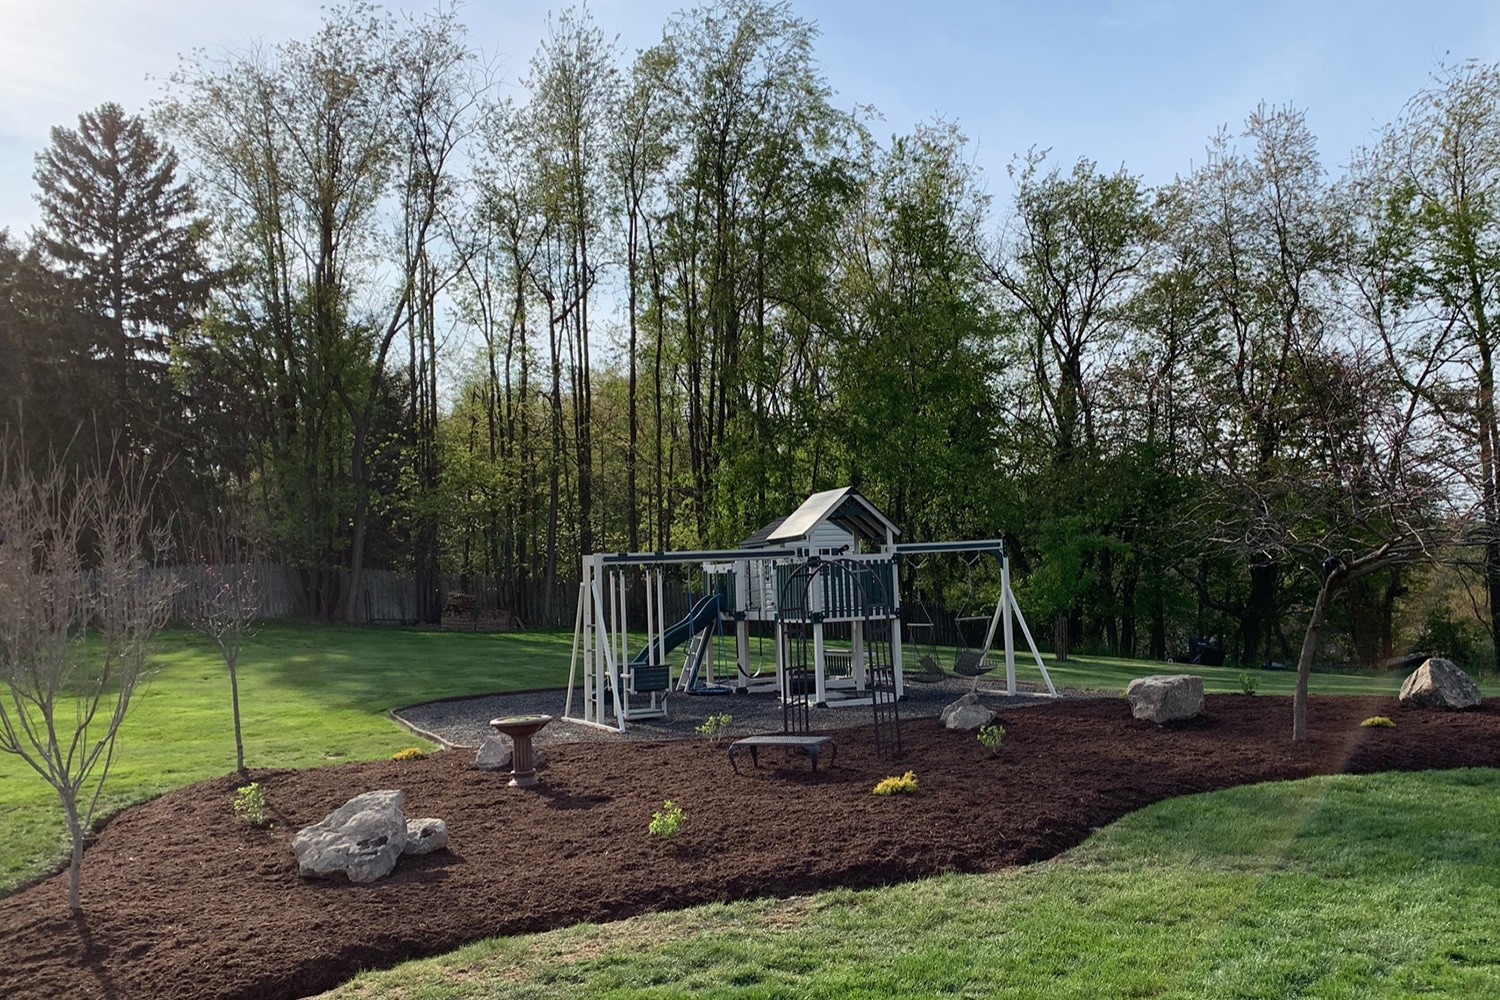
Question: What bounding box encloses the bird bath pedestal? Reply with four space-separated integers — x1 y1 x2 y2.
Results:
488 714 553 788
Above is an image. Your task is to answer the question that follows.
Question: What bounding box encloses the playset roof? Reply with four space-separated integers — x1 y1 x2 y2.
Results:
766 486 900 546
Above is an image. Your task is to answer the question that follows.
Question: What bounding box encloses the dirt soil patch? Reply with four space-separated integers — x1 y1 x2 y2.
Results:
5 694 1500 1000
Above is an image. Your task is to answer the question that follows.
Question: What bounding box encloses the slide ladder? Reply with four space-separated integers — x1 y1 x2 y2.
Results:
677 628 709 691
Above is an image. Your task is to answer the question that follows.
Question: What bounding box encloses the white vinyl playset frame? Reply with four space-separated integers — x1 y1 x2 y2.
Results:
564 487 1057 732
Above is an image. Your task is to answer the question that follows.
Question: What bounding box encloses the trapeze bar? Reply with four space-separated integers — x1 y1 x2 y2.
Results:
889 539 1007 556
599 548 803 566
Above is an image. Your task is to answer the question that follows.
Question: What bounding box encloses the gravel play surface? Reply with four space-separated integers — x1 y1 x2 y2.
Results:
391 675 1060 747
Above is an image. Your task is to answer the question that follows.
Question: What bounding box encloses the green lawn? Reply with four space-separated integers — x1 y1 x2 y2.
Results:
0 621 575 892
1031 650 1421 697
727 632 1426 698
319 768 1500 999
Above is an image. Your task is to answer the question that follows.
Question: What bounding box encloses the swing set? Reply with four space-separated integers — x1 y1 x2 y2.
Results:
563 487 1057 733
897 543 1057 696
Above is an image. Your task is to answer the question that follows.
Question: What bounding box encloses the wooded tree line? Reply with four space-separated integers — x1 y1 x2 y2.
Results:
1 1 1497 671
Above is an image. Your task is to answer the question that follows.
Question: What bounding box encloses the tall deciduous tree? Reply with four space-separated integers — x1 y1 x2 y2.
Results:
832 122 1002 540
1363 61 1500 672
524 6 619 578
1174 105 1344 667
988 154 1153 658
647 0 858 541
162 4 484 619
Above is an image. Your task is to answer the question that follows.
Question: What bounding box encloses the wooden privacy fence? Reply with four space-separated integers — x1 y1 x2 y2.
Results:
165 563 584 629
167 565 984 637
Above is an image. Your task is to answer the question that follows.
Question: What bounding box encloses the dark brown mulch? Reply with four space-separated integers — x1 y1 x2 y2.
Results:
4 694 1500 1000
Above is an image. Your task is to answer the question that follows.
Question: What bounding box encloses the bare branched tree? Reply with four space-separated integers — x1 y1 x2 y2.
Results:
0 446 177 910
184 526 261 775
1194 336 1468 740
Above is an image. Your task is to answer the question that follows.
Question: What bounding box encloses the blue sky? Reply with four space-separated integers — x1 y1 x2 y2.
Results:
2 0 1499 234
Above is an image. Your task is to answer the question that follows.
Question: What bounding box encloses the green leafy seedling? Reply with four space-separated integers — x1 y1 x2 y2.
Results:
649 799 685 838
977 723 1006 755
695 713 733 743
232 782 269 827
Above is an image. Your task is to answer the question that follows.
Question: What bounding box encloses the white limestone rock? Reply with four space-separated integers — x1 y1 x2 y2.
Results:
474 738 544 771
940 692 996 731
293 789 408 883
474 738 512 771
1126 674 1204 724
1399 658 1482 710
402 817 449 855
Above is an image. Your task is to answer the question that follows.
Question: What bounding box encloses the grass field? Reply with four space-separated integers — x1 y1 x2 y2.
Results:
318 768 1500 999
0 621 1471 894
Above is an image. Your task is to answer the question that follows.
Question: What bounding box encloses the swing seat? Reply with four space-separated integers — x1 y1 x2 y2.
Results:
952 651 994 677
907 654 946 683
629 664 672 693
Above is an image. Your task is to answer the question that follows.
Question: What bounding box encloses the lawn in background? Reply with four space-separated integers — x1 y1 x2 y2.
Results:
718 631 1433 698
0 620 573 892
320 768 1500 999
1031 650 1422 696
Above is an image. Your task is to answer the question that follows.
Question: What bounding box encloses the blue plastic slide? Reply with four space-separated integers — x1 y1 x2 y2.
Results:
630 593 722 666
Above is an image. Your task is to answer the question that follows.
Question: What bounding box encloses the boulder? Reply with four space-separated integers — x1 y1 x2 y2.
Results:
940 692 996 731
1126 674 1204 724
293 789 408 883
403 818 449 856
474 738 544 771
474 738 512 771
1399 658 1482 710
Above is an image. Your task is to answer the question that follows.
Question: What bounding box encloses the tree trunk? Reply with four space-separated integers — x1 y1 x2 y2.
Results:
64 791 84 911
344 484 369 624
1293 577 1336 742
1242 560 1277 666
626 210 640 557
1380 566 1405 663
229 655 245 774
1053 616 1071 662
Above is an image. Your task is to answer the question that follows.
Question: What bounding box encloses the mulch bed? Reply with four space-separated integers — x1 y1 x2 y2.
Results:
4 694 1500 1000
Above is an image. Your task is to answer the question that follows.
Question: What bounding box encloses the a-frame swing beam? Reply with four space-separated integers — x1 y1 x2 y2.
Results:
970 555 1056 696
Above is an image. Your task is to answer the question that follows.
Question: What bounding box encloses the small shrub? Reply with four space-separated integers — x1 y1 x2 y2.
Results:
872 770 919 796
1361 716 1396 728
1238 671 1259 695
695 712 733 742
232 782 268 827
976 723 1006 755
649 799 685 838
391 747 426 761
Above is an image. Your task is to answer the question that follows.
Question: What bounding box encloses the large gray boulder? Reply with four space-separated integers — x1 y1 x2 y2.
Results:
403 817 449 856
293 790 408 883
940 692 996 731
1399 658 1482 710
1126 674 1204 724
